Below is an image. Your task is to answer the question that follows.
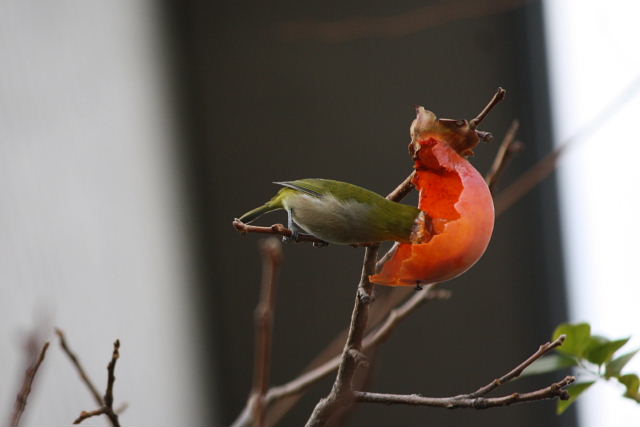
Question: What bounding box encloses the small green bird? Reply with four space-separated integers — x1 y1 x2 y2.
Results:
237 179 421 245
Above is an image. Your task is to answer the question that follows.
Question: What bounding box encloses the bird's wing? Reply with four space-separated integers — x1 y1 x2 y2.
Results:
273 180 324 198
274 179 389 204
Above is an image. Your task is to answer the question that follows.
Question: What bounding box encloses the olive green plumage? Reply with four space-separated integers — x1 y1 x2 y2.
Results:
238 179 420 245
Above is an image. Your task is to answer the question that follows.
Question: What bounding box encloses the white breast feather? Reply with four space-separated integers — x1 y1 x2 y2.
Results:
284 193 374 244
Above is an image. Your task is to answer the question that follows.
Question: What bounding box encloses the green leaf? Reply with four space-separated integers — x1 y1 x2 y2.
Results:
553 323 591 358
618 374 640 402
584 335 608 354
522 354 578 376
585 337 630 365
556 381 595 415
605 349 639 379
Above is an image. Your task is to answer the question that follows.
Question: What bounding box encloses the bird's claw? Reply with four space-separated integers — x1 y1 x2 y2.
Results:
282 230 300 243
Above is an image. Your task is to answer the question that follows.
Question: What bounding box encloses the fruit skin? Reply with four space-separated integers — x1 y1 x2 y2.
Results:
369 135 495 286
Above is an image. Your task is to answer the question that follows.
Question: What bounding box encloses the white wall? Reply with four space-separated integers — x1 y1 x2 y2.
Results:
0 2 209 425
544 0 640 425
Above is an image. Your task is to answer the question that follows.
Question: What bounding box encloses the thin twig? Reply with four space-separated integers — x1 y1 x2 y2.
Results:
249 238 283 426
354 376 574 408
468 335 566 398
103 340 120 419
363 286 450 348
55 329 104 408
10 341 50 427
485 120 524 192
354 335 572 409
385 171 416 201
240 287 427 426
115 403 129 415
375 243 399 273
470 87 507 129
232 220 327 245
72 340 121 426
73 401 128 425
73 408 107 425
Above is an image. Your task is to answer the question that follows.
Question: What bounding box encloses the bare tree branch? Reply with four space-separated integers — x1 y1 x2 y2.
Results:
55 329 104 408
247 238 283 426
485 120 524 192
9 341 49 427
468 335 566 398
72 339 121 426
304 172 423 426
232 220 328 245
231 215 448 427
73 408 107 425
256 287 418 426
363 285 450 348
103 340 120 419
384 171 416 201
354 376 574 408
304 246 378 426
354 335 572 409
272 286 449 401
470 87 507 129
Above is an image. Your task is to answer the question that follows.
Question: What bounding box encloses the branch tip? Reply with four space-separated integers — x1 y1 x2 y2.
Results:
470 87 506 129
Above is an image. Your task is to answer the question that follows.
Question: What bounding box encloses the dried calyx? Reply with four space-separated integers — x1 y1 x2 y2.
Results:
409 87 505 157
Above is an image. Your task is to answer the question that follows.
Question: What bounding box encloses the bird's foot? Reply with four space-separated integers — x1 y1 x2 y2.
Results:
414 282 423 291
282 230 300 244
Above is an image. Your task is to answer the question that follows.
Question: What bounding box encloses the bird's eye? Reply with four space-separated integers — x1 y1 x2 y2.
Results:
456 120 465 127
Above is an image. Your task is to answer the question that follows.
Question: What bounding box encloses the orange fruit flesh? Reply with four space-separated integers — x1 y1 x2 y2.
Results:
370 138 494 286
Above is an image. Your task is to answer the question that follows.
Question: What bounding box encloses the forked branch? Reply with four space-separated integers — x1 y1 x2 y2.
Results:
355 376 574 408
231 285 449 427
71 339 121 426
354 335 573 409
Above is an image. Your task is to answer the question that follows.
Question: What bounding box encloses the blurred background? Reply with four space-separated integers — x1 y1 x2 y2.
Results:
1 1 638 426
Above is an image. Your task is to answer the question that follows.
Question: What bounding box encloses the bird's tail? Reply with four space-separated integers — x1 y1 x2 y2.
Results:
237 193 285 223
